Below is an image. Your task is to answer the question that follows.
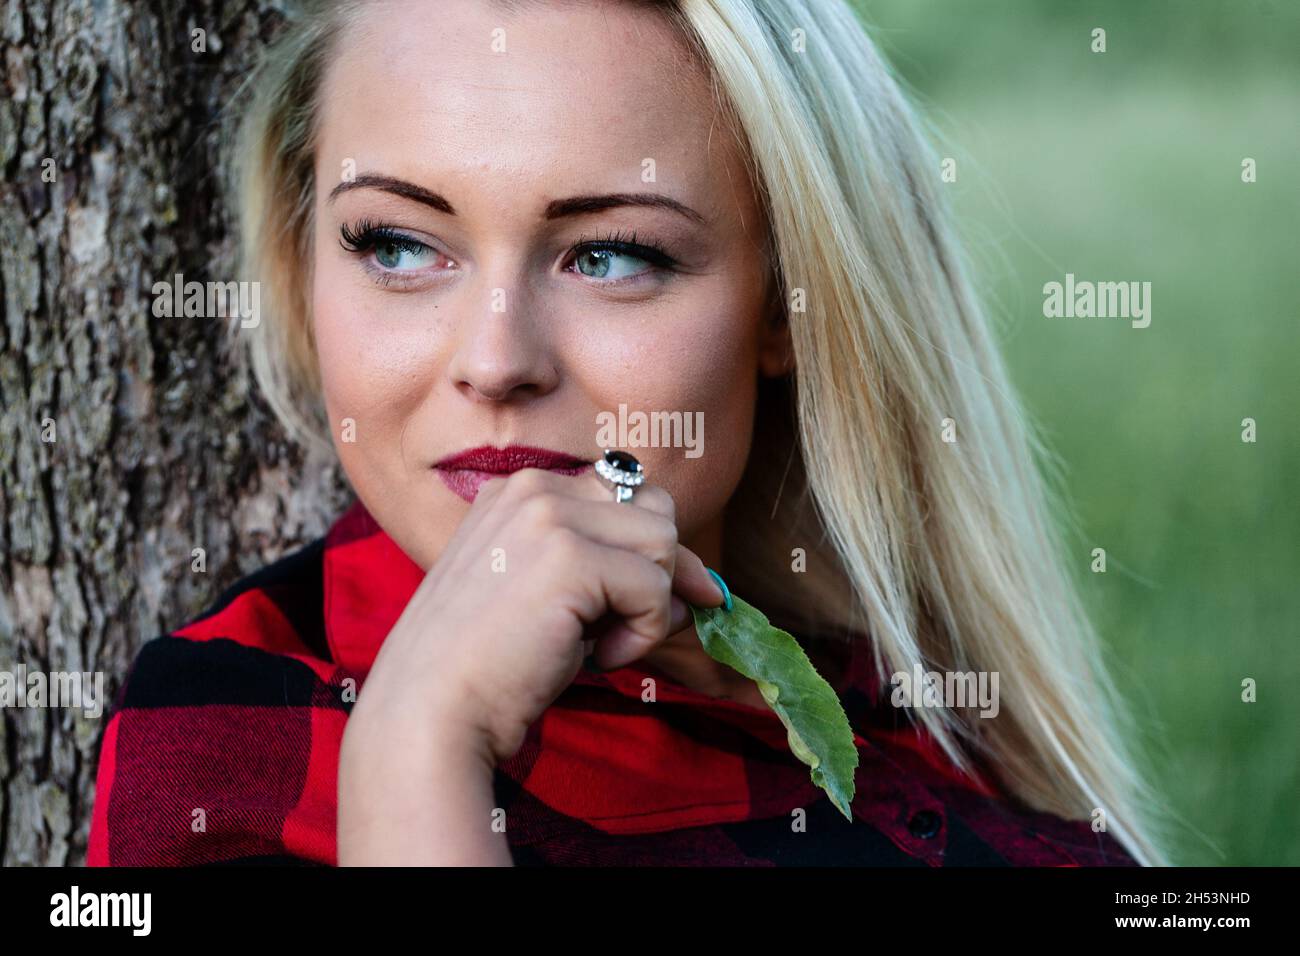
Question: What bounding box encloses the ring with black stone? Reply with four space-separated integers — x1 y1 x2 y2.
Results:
594 448 645 504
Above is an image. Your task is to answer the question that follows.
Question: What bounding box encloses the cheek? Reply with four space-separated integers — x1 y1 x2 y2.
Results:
583 304 760 531
651 326 755 441
311 267 438 473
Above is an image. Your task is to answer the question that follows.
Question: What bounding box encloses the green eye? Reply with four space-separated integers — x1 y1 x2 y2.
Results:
569 231 677 283
575 247 652 280
374 236 432 271
340 221 438 274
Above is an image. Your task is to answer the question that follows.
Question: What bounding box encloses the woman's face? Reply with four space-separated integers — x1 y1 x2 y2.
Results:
311 0 791 571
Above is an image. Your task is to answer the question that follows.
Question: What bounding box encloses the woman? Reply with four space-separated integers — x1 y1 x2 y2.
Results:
88 0 1169 865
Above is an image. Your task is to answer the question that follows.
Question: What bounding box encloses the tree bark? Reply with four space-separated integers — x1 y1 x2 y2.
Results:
0 0 347 865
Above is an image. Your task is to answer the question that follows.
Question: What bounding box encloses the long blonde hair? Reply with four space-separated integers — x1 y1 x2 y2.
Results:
225 0 1173 865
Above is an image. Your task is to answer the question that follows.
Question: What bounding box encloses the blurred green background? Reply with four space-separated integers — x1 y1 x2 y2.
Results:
851 0 1299 865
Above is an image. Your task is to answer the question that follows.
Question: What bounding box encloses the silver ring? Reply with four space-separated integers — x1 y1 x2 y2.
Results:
594 449 645 504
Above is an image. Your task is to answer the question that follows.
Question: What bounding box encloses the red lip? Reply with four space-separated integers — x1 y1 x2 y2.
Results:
433 444 594 502
434 444 593 472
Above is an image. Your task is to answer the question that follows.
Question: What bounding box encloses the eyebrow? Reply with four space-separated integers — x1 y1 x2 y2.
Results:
328 174 707 225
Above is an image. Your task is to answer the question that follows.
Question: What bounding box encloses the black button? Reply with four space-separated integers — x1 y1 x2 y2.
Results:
907 809 943 839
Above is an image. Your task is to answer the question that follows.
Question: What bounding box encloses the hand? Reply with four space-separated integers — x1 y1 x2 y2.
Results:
362 466 723 761
337 466 723 864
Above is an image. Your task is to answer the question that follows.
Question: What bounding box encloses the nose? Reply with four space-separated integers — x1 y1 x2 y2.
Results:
446 282 560 403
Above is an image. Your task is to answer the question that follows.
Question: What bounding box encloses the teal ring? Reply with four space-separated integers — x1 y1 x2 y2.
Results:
704 567 733 612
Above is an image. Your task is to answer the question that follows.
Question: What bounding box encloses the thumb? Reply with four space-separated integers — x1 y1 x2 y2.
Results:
672 546 726 609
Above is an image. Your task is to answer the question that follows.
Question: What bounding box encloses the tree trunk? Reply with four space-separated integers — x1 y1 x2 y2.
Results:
0 0 346 866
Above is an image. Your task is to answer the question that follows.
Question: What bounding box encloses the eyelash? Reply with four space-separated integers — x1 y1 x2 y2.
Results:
338 219 431 287
337 219 677 287
568 228 677 272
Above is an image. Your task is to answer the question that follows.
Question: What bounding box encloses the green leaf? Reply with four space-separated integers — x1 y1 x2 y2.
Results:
690 593 858 821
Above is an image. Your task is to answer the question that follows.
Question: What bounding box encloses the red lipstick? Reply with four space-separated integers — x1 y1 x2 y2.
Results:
433 444 593 503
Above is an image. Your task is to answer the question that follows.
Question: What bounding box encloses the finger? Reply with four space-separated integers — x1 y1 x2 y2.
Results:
594 592 693 670
470 466 611 543
573 546 674 671
668 593 691 634
488 463 676 524
671 544 726 609
576 468 677 524
524 494 679 578
584 588 692 649
491 468 718 624
556 478 721 610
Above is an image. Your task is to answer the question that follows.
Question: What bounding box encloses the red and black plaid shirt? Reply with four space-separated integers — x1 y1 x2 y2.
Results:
88 499 1138 866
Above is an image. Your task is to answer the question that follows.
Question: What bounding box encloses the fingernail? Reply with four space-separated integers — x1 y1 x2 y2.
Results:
704 567 733 611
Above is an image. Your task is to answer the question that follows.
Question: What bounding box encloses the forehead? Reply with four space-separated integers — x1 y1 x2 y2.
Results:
316 0 755 226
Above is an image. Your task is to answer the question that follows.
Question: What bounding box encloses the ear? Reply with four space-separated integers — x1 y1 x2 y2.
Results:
757 281 794 378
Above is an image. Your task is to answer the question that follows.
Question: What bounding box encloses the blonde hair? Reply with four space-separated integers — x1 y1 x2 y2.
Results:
225 0 1174 865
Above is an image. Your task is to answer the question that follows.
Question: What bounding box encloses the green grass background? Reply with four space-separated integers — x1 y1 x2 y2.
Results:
852 0 1299 865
